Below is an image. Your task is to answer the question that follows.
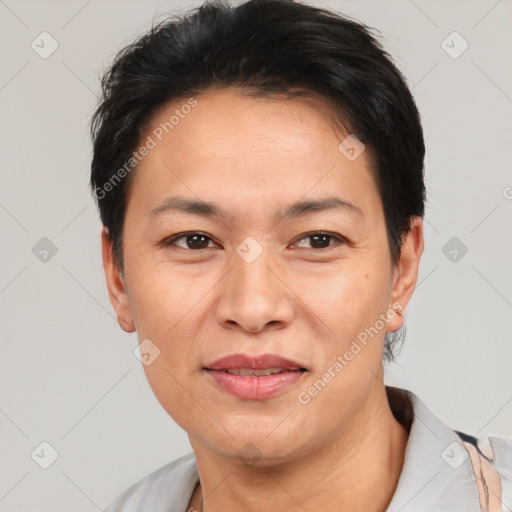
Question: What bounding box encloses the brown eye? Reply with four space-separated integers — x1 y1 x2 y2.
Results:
163 232 216 250
292 232 344 249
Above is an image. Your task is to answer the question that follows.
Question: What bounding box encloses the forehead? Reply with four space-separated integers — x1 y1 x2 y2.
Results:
127 87 381 221
148 87 345 156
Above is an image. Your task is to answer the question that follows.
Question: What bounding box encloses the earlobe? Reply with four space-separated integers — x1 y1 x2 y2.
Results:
386 216 424 332
101 227 136 333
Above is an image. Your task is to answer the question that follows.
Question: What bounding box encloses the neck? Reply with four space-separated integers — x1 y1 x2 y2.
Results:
189 384 409 512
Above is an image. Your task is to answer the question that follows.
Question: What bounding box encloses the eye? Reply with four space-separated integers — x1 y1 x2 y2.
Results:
291 231 345 249
161 232 219 250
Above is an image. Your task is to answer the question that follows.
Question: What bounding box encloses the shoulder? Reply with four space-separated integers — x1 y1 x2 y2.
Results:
457 432 512 512
102 452 199 512
490 435 512 507
385 386 512 511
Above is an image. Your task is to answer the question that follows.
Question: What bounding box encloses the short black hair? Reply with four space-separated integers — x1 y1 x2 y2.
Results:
90 0 425 362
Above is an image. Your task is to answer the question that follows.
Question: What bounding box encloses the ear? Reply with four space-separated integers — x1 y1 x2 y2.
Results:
101 226 136 333
386 216 424 332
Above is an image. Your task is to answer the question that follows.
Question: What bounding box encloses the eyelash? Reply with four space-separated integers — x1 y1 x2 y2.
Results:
160 231 346 250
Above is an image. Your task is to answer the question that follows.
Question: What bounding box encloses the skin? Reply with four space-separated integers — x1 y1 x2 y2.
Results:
102 87 424 512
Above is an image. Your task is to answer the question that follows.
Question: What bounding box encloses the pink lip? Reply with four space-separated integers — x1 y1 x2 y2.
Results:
203 353 308 400
204 353 306 371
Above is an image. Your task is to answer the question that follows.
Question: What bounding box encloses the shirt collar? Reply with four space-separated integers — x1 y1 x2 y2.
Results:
385 385 480 511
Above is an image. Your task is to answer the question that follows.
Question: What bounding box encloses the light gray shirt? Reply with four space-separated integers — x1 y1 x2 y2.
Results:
103 386 512 511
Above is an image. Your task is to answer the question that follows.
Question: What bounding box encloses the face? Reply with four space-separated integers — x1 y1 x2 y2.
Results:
102 87 423 465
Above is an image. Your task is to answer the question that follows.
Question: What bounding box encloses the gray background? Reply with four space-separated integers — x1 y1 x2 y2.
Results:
1 0 511 510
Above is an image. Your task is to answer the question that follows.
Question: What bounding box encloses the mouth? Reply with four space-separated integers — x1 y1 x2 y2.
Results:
204 352 308 372
209 367 307 376
203 353 309 400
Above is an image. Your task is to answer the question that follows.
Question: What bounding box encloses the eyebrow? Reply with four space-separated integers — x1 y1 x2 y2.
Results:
149 195 363 222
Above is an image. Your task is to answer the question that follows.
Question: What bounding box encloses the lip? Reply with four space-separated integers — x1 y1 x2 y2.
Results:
203 353 308 400
204 353 307 371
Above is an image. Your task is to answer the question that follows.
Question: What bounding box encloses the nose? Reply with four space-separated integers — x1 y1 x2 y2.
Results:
214 247 295 334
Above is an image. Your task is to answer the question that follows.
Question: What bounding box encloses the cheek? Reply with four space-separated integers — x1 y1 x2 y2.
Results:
126 260 198 337
298 261 391 345
294 271 391 434
125 264 205 402
140 357 197 434
128 267 204 427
